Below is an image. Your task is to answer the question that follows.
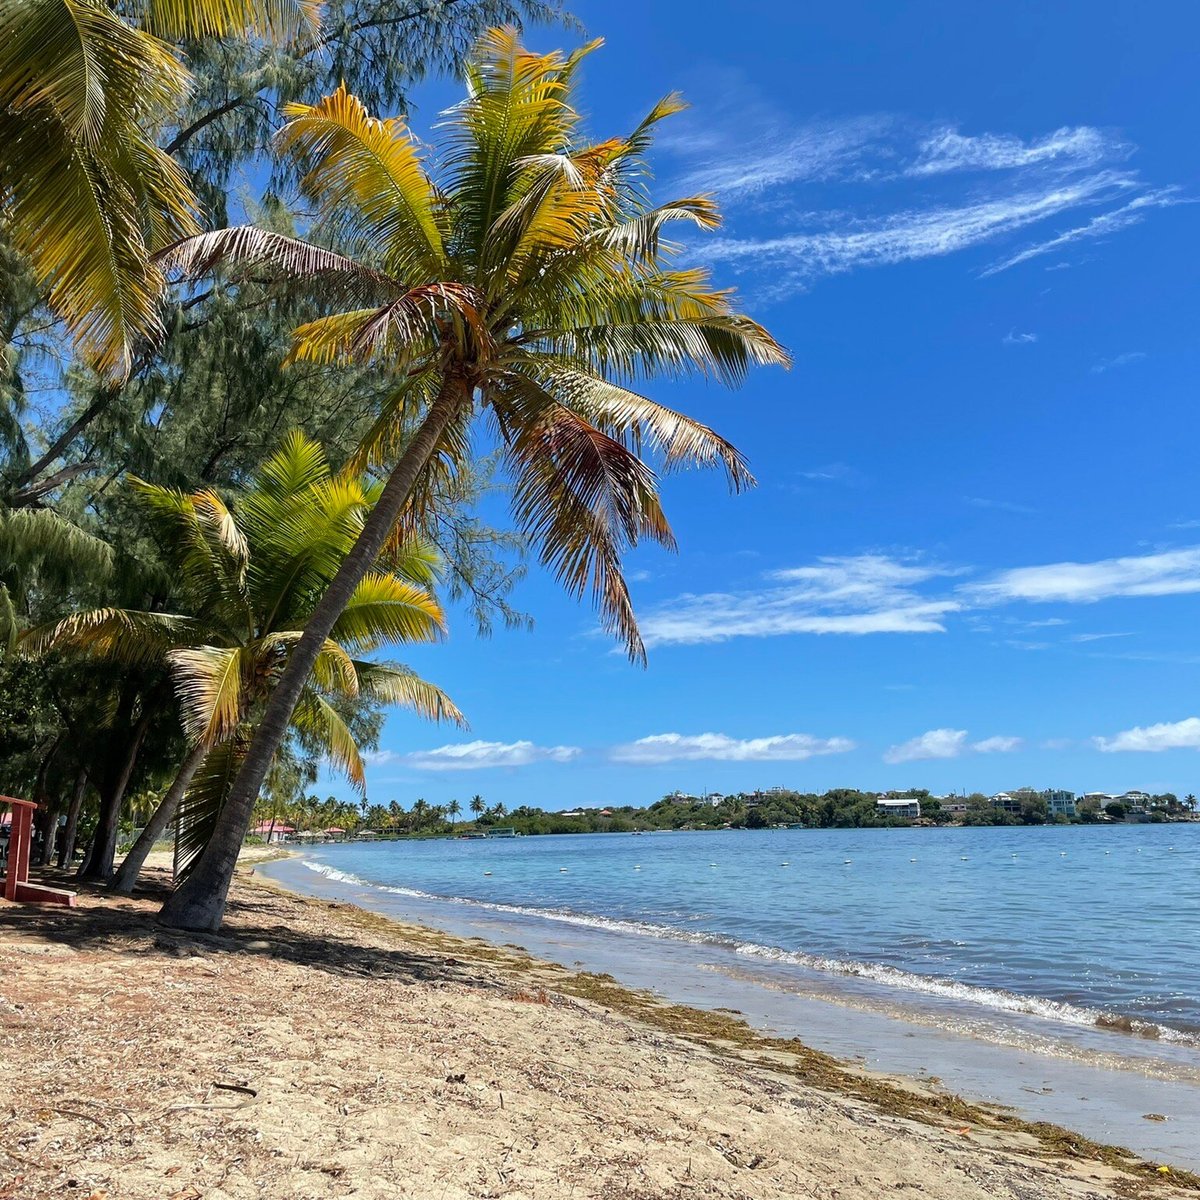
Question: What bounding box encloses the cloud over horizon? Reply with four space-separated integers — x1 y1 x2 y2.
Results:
1094 718 1200 753
403 740 582 771
611 731 855 765
883 729 1022 764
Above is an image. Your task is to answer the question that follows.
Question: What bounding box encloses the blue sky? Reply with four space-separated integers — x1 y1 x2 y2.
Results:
346 0 1200 809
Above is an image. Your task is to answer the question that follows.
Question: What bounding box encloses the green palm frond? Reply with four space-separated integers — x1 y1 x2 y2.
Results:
175 736 244 876
23 607 202 664
292 690 365 790
158 28 788 663
354 661 466 728
277 84 445 280
168 644 249 747
330 572 446 653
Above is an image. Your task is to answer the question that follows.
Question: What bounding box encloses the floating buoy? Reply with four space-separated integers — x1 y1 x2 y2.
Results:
483 871 492 876
780 862 790 867
960 856 969 861
843 859 853 865
634 865 642 870
909 858 917 863
559 867 568 873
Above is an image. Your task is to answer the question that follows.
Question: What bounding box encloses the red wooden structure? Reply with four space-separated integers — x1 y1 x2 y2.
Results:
0 797 77 906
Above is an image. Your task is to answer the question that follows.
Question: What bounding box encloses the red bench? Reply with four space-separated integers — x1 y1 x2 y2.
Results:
1 797 77 906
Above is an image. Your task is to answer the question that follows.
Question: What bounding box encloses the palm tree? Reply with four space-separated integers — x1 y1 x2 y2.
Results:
155 28 787 930
447 798 462 830
0 1 318 378
27 430 463 890
470 795 485 820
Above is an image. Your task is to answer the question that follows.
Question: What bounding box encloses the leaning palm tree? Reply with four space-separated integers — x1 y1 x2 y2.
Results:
0 1 319 378
155 27 788 930
27 430 463 891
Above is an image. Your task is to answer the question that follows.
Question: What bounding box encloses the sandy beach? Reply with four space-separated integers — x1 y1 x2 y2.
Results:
2 857 1195 1200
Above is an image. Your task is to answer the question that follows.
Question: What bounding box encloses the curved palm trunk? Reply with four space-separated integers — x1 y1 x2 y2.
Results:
57 770 88 868
78 706 151 882
158 374 469 931
110 742 208 895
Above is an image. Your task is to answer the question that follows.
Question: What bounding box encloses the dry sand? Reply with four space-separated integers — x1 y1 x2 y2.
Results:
1 859 1194 1200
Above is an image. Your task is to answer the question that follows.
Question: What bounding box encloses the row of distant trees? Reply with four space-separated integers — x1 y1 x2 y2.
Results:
249 793 513 839
319 788 1198 838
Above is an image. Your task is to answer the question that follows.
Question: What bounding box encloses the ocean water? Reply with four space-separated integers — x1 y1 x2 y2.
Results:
286 823 1200 1042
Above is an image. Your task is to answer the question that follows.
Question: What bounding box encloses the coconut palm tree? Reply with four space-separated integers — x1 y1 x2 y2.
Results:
447 798 462 829
155 27 788 930
0 0 319 379
26 429 463 890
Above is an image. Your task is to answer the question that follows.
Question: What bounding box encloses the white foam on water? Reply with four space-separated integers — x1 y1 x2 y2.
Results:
296 858 1196 1047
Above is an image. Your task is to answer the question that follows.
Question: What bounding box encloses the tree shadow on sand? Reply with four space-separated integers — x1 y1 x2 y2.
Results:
0 866 505 992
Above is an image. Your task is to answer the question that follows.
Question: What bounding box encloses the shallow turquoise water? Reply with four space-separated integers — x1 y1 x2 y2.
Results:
297 823 1199 1039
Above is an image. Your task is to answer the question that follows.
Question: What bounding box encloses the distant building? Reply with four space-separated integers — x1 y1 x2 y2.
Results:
486 827 518 838
1042 789 1076 817
942 802 967 815
559 810 584 818
1120 791 1150 814
876 798 921 820
990 793 1022 815
250 821 295 844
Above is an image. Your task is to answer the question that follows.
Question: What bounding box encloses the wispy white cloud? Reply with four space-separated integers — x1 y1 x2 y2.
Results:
972 735 1023 753
884 728 1021 764
1002 329 1038 345
1069 631 1134 643
908 125 1121 177
983 190 1186 276
966 496 1036 515
1091 350 1148 374
1095 718 1200 753
672 116 890 201
403 740 581 771
800 462 862 484
644 546 1200 649
701 173 1135 295
967 548 1200 605
611 732 854 765
640 555 961 647
665 102 1177 297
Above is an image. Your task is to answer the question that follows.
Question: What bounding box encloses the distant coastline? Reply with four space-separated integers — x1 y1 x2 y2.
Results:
261 786 1200 844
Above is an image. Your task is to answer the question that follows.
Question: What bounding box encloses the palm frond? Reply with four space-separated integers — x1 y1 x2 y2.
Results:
539 367 754 490
277 83 445 280
175 736 243 877
154 227 397 309
168 644 249 747
138 0 321 40
354 660 467 728
0 0 198 377
292 690 365 790
330 572 445 653
23 607 202 664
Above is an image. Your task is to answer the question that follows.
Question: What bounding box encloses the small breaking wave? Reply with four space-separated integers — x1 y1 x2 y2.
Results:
296 858 1197 1047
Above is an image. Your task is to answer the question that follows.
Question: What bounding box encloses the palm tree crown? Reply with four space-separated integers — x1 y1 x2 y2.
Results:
162 27 788 658
156 28 787 930
27 430 463 861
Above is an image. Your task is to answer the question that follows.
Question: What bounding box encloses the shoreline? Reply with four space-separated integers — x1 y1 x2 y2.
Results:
3 860 1198 1198
263 850 1200 1170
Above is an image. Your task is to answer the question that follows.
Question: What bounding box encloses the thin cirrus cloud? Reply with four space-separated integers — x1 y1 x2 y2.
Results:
883 729 1022 764
1094 718 1200 753
906 125 1120 176
610 732 854 765
665 102 1179 298
1091 350 1148 374
401 740 581 771
639 555 963 647
640 547 1200 649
